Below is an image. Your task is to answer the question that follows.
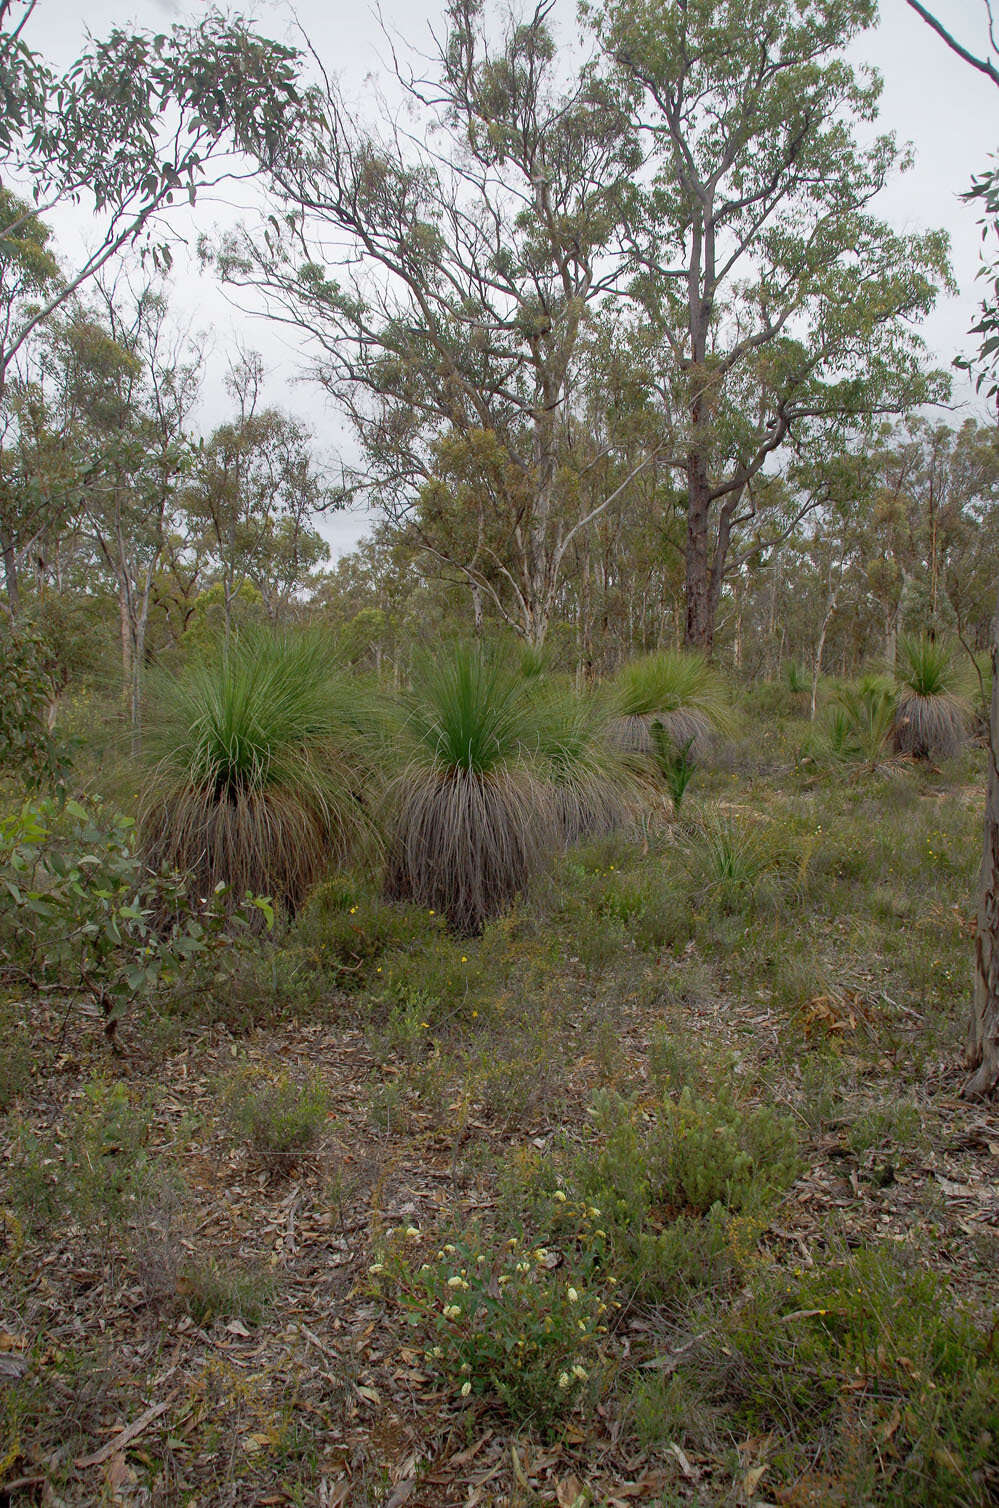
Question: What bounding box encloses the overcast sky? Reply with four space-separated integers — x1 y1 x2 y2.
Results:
21 0 999 558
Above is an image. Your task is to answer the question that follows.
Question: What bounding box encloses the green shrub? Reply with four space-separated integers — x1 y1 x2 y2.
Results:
0 616 70 789
291 877 443 991
179 1255 277 1325
586 1085 798 1220
0 1003 32 1112
4 1078 157 1233
0 799 267 1044
680 1248 999 1505
221 1061 331 1174
377 1210 609 1435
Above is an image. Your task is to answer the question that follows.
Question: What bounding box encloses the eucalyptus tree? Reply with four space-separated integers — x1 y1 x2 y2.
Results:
18 285 204 740
213 0 652 648
903 0 999 1096
593 0 951 652
0 4 302 404
186 352 334 640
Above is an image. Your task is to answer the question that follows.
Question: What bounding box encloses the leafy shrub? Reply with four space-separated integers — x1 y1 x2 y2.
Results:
677 1248 999 1506
378 1210 609 1434
0 799 267 1043
140 630 373 915
588 1085 798 1220
291 876 443 991
0 1003 32 1112
221 1061 331 1174
178 1255 277 1325
4 1078 156 1233
0 617 69 789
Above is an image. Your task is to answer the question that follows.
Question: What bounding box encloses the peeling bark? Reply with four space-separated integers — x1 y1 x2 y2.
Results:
965 583 999 1097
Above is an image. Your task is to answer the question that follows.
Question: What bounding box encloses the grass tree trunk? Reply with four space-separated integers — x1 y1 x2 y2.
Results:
965 586 999 1096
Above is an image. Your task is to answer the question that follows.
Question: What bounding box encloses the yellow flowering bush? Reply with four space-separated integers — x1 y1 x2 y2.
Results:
383 1206 610 1434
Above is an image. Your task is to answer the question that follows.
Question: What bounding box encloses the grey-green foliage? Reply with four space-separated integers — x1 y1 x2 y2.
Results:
590 0 951 648
0 798 267 1042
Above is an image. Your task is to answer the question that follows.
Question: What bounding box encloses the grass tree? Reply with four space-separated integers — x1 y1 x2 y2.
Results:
611 650 732 762
139 631 372 914
381 646 555 935
535 682 652 844
382 645 640 934
893 636 972 760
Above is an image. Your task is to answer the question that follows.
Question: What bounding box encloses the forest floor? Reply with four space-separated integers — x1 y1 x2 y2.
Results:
2 739 998 1506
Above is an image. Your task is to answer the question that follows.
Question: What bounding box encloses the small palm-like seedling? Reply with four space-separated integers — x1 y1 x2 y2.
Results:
822 677 899 773
139 630 373 914
893 636 972 760
650 722 695 816
611 650 732 762
381 645 554 934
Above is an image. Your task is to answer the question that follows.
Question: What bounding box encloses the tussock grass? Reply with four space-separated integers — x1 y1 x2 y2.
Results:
138 631 373 913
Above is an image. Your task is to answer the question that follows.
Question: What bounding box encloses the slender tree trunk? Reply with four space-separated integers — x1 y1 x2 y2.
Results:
684 453 714 652
2 537 19 615
811 570 839 721
119 583 132 696
965 585 999 1097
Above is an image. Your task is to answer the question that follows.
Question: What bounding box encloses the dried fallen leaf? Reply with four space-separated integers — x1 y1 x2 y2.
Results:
556 1475 585 1507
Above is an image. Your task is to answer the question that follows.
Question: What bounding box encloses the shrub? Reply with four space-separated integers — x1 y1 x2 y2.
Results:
678 1248 999 1506
0 799 265 1044
378 1211 609 1435
611 650 733 761
678 810 796 913
290 876 444 991
0 1004 32 1113
139 630 373 915
4 1078 157 1234
587 1085 799 1220
893 636 972 760
0 616 70 789
221 1061 331 1174
179 1255 277 1325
